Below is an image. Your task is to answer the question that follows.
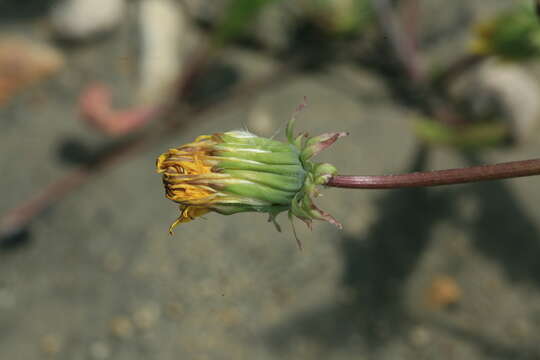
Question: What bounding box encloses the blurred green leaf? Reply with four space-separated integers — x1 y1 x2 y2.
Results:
214 0 282 45
310 0 372 35
472 1 540 60
412 118 509 148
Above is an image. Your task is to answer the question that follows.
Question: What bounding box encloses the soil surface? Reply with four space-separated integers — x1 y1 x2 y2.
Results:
2 1 540 359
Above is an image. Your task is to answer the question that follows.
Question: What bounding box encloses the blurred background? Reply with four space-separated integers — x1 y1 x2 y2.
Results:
2 0 540 359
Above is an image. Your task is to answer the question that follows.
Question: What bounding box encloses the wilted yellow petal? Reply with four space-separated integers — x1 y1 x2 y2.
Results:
168 206 211 234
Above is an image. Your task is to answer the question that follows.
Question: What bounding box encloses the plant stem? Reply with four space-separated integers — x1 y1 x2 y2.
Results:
326 158 540 189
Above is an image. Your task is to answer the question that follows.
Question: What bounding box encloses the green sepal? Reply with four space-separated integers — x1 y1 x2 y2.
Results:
213 142 294 153
294 134 306 150
216 149 302 165
223 182 296 205
301 132 348 161
218 135 293 151
214 158 305 176
290 191 314 221
286 115 297 144
223 169 305 192
312 163 338 184
281 100 346 233
212 203 289 216
220 132 286 148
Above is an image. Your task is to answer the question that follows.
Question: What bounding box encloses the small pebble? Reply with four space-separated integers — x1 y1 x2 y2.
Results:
50 0 126 40
426 275 461 309
110 316 133 339
133 303 161 329
89 341 111 360
409 326 431 347
40 334 62 355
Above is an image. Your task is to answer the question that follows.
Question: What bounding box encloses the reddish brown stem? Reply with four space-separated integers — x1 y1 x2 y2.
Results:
327 159 540 189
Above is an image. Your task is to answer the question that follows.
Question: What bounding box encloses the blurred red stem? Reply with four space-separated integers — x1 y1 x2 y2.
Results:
0 169 88 237
371 0 424 83
0 64 294 238
399 0 422 81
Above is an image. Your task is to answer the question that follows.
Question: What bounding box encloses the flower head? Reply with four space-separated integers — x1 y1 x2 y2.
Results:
156 102 347 245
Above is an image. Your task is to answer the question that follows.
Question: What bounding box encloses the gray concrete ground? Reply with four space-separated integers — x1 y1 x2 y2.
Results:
2 1 540 359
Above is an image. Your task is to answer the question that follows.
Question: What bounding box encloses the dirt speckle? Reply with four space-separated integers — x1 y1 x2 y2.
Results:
40 334 62 356
89 341 111 360
110 317 134 339
133 303 161 330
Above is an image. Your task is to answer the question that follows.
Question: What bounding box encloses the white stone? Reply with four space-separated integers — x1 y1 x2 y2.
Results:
137 0 186 105
50 0 126 40
451 61 540 143
479 63 540 142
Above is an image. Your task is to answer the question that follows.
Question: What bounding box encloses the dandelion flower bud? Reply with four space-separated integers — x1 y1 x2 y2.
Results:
156 106 347 243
